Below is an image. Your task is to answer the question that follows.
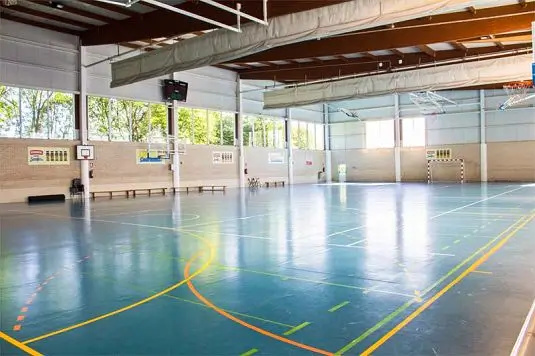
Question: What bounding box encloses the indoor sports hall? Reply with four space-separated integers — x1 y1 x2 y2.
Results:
1 1 534 356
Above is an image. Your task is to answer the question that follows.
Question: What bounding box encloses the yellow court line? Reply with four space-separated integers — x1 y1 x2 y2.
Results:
23 233 214 345
360 212 535 356
0 331 42 356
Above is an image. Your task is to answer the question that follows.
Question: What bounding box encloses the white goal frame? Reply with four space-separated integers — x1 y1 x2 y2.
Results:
427 159 464 184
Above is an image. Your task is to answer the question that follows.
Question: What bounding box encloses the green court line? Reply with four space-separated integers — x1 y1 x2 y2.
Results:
80 272 295 329
283 322 311 336
329 301 350 313
442 246 450 251
335 214 529 355
454 240 461 244
239 348 259 356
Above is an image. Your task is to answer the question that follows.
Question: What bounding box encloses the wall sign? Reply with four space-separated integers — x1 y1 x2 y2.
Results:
268 152 285 164
426 148 452 160
213 151 234 164
28 147 70 165
136 149 166 164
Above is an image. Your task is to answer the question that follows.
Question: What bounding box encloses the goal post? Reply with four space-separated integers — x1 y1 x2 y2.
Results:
427 159 464 184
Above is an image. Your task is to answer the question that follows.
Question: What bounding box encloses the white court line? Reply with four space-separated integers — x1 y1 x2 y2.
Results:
179 213 272 229
327 226 366 238
511 298 535 356
347 239 367 246
328 244 365 249
323 186 526 240
430 252 456 257
181 230 271 240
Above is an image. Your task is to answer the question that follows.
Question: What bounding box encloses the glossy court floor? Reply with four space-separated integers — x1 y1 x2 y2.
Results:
1 183 535 356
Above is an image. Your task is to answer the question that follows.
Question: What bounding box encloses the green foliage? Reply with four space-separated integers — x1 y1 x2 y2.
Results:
0 86 74 138
88 97 168 142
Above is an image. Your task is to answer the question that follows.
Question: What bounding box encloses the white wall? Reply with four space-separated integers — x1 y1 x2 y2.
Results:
329 90 535 148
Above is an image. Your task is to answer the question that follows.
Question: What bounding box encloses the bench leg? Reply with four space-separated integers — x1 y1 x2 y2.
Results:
91 192 95 200
162 188 166 195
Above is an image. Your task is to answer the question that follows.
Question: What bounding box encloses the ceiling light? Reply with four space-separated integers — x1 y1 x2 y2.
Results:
49 1 64 8
398 59 403 64
378 62 383 68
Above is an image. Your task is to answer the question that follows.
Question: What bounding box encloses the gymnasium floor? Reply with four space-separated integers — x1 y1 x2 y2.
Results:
1 183 534 356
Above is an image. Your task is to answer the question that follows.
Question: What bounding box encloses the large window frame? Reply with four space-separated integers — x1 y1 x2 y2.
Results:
365 120 395 149
402 117 426 147
1 85 75 140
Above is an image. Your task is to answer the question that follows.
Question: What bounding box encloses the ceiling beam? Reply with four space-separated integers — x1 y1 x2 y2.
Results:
2 4 95 29
81 0 349 46
417 45 436 58
238 44 530 81
227 3 534 64
450 41 468 52
26 0 115 23
77 0 138 17
0 11 81 35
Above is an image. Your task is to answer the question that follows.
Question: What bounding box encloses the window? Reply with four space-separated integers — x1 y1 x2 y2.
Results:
177 107 193 143
1 86 74 139
242 116 253 147
207 110 222 145
221 112 235 146
291 120 308 149
88 95 167 142
191 109 208 145
402 117 426 147
315 124 325 150
365 120 394 148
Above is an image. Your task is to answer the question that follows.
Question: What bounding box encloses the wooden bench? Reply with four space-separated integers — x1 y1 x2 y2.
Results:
91 190 132 200
90 185 226 200
131 188 167 197
265 181 285 188
200 185 226 192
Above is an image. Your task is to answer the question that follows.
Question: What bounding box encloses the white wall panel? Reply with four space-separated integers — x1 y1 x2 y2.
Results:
0 19 79 92
87 45 238 110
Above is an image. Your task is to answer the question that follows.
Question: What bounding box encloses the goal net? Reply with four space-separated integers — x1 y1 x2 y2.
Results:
427 159 464 184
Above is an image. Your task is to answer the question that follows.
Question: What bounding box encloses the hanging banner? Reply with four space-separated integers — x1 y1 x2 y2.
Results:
136 149 166 164
213 151 234 164
28 147 70 165
268 152 285 164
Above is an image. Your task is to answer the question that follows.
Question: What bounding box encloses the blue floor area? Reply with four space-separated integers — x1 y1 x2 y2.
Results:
1 183 535 355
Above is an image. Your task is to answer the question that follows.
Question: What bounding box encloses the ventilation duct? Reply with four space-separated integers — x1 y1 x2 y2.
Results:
262 53 533 109
110 0 500 88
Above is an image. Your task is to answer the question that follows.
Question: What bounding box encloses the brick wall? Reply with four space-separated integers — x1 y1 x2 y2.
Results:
0 138 80 203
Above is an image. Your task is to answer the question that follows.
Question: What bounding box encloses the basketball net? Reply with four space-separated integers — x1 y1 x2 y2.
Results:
499 81 535 110
409 91 456 116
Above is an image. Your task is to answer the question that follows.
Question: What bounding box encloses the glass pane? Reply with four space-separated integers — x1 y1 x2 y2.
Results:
192 108 208 145
123 100 149 142
221 112 235 146
177 107 193 143
402 117 426 147
20 88 52 139
315 124 325 150
48 92 74 140
307 123 316 150
274 119 285 149
148 103 167 144
111 99 130 142
207 110 222 145
0 85 21 137
291 121 300 149
88 96 112 141
253 116 267 147
366 120 394 148
243 116 253 147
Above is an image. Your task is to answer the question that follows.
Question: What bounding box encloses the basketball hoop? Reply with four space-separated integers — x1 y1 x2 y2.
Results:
499 80 535 110
409 91 457 116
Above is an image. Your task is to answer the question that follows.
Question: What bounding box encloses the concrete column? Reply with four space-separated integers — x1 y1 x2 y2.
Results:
394 93 402 183
480 89 488 182
323 104 332 183
286 108 294 185
237 78 245 187
79 45 90 200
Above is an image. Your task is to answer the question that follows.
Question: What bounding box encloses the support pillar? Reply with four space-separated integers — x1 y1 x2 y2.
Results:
323 104 332 183
286 108 294 185
237 78 245 187
79 45 90 200
480 89 488 182
394 93 402 183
